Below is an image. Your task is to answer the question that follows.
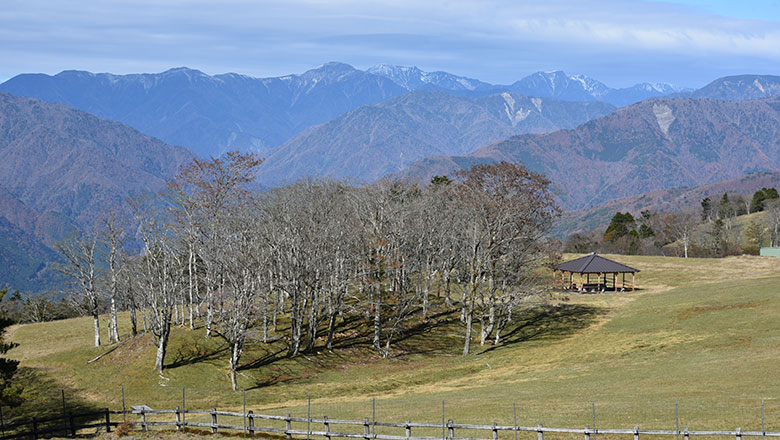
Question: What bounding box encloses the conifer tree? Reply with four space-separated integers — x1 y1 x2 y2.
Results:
0 286 20 405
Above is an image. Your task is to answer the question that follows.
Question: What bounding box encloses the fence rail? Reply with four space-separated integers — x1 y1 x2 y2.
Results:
3 405 780 440
0 408 116 440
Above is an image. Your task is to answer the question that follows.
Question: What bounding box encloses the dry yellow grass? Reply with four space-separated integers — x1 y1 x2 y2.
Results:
7 253 780 438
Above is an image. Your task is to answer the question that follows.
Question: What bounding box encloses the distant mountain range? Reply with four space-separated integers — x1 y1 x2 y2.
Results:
0 92 192 291
368 65 685 106
0 63 406 158
395 96 780 209
0 63 691 159
257 91 616 184
3 63 780 293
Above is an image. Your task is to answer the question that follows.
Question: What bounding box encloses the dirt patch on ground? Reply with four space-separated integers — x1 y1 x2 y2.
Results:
676 300 768 321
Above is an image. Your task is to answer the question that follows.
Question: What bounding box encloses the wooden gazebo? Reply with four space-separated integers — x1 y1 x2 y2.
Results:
552 253 640 292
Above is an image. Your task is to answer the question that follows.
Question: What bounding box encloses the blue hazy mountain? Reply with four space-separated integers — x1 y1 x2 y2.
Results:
0 63 686 160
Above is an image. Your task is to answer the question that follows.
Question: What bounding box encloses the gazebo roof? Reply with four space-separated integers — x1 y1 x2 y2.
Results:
553 253 640 274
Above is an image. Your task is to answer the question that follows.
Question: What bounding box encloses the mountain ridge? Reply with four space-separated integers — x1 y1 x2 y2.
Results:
393 96 780 210
256 90 616 185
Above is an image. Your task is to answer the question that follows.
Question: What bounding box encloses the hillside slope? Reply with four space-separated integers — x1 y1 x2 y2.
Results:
554 171 780 236
396 97 780 209
6 255 780 429
258 91 615 184
0 92 194 291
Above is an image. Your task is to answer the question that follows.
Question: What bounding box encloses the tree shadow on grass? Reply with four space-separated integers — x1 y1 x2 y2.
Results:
1 367 104 436
167 339 229 369
479 303 604 353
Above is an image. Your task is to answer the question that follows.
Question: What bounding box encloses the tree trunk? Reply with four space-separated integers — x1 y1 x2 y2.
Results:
188 247 195 330
110 296 120 343
155 333 168 372
206 285 213 337
373 287 383 356
155 318 171 372
326 312 337 350
93 313 101 347
463 304 473 355
130 304 138 337
229 341 242 391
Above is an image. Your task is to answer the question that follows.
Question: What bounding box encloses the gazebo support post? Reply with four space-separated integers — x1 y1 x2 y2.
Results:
632 273 635 291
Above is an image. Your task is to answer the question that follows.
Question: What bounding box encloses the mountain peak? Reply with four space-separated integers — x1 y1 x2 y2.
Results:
367 63 487 92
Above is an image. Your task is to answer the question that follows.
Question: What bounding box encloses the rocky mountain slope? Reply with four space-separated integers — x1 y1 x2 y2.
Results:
395 97 780 210
257 91 615 184
0 92 194 291
687 74 780 100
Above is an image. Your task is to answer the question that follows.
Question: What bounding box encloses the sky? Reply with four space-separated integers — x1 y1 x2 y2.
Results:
1 0 780 88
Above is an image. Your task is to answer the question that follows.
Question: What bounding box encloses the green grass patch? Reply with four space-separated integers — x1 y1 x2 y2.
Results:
6 254 780 434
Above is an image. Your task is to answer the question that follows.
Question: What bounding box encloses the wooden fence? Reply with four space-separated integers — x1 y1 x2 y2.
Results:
4 405 780 440
0 408 116 440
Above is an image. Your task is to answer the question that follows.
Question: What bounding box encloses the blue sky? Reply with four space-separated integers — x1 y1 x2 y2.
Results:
1 0 779 88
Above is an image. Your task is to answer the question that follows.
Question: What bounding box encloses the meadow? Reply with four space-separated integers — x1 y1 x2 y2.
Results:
5 254 780 436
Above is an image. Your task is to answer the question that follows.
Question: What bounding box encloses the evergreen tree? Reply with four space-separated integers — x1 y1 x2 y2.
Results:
750 188 779 213
718 193 733 219
430 175 453 186
604 212 637 242
0 286 20 405
701 197 713 222
751 189 767 213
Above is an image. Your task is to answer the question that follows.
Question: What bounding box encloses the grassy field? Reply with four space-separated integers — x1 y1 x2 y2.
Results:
6 254 780 437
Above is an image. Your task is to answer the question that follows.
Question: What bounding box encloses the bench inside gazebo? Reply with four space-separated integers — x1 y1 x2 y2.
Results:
552 252 640 292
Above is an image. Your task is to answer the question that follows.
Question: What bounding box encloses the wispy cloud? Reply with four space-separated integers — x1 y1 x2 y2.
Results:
0 0 778 86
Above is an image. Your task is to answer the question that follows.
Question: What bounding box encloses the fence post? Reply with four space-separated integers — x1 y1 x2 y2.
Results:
69 412 76 437
105 408 111 433
121 384 126 423
324 415 331 440
634 425 639 440
286 413 292 439
406 420 411 439
538 424 544 440
492 422 498 440
585 426 590 440
448 420 455 439
182 386 186 429
737 427 742 440
248 411 255 437
211 408 218 434
364 417 371 440
32 416 38 440
763 401 766 440
175 406 181 431
684 428 689 440
141 408 147 431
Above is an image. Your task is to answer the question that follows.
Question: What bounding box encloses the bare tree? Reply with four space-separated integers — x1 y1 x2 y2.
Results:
766 199 780 247
453 162 557 355
170 151 264 338
56 231 101 347
664 212 698 258
99 214 127 343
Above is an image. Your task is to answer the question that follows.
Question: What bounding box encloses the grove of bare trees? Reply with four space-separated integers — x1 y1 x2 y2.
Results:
56 153 558 390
